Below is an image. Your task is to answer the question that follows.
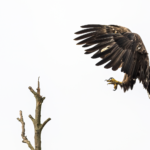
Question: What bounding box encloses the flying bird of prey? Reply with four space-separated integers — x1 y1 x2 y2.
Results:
74 24 150 97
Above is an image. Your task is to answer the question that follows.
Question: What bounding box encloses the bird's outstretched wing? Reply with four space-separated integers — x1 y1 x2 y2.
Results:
74 24 149 92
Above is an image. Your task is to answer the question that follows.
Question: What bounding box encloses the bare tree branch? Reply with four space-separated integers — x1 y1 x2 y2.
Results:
17 78 50 150
29 114 35 126
40 118 51 131
36 76 40 95
28 86 45 102
17 110 35 150
28 86 37 95
30 77 50 150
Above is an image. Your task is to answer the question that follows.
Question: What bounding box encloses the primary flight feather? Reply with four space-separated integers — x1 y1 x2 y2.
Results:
74 24 150 97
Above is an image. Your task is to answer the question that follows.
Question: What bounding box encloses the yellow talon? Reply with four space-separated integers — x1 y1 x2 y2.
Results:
105 77 122 91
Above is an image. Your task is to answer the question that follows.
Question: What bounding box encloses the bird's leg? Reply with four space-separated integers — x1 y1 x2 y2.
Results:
105 77 122 91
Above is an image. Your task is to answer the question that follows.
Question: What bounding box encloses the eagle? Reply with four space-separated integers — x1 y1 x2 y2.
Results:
74 24 150 97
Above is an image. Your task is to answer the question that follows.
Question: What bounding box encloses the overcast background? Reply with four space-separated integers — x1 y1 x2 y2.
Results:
0 0 150 150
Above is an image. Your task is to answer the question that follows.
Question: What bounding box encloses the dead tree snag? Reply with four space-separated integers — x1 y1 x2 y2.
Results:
17 77 51 150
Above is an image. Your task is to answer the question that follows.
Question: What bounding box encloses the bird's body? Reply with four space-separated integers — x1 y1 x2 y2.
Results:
74 24 150 97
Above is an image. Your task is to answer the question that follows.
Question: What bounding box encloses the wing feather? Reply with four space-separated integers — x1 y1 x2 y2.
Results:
112 50 126 71
104 49 122 69
74 33 94 40
95 47 118 66
75 28 96 34
92 43 116 58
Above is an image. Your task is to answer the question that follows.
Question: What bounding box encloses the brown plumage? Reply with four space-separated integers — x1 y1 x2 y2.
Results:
74 24 150 97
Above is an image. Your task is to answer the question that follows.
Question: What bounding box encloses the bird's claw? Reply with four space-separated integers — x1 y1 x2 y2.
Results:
105 77 122 91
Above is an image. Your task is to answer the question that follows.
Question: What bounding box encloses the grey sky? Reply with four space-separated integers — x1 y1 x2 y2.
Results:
0 0 150 150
